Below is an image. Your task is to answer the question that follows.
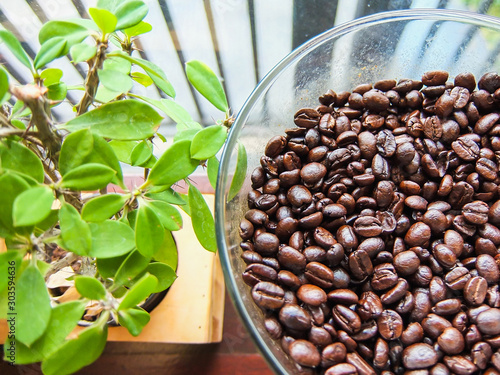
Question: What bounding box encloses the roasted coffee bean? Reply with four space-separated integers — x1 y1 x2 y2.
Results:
327 289 359 305
346 351 377 375
324 363 357 375
332 304 362 334
471 342 493 370
358 291 384 321
279 303 312 331
371 263 399 291
403 343 439 369
438 327 465 355
401 322 425 346
297 284 327 307
393 250 420 276
477 308 500 335
377 309 403 341
443 355 477 375
289 339 321 367
476 254 500 283
464 276 488 306
304 261 334 289
252 282 285 310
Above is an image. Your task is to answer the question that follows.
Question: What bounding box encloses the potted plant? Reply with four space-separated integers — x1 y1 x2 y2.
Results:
0 1 246 374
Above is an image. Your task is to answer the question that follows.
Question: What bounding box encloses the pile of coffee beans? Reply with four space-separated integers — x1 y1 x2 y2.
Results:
239 71 500 374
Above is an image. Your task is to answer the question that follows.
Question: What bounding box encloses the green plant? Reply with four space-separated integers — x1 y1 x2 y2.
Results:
0 1 246 374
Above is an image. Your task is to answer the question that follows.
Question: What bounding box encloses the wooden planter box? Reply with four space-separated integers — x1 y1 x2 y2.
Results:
0 195 225 344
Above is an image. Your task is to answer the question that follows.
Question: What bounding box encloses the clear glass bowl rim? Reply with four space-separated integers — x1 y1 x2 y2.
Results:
215 7 500 375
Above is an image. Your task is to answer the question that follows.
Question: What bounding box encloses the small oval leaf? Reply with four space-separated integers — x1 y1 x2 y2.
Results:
147 140 199 187
61 163 115 191
117 307 150 337
188 184 216 252
118 273 158 311
98 69 133 94
185 60 228 112
81 194 128 222
88 220 135 258
0 30 32 70
89 8 117 34
135 204 164 258
75 276 107 300
70 43 97 63
34 37 67 70
190 125 227 160
228 143 248 201
59 203 91 256
13 186 54 227
115 0 149 30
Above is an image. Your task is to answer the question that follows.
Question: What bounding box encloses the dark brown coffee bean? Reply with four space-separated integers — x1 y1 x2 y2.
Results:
405 222 431 247
443 355 477 375
403 343 438 369
377 309 403 341
381 278 409 305
371 263 399 291
336 225 358 251
279 303 312 331
438 327 465 355
322 342 347 368
277 245 306 273
477 308 500 335
479 72 500 93
346 351 377 375
445 266 471 290
304 261 334 289
464 276 488 306
476 254 500 283
357 291 384 321
324 363 357 375
422 70 449 86
452 137 480 161
289 339 321 368
401 322 425 346
332 304 361 334
294 108 320 128
265 135 287 158
252 282 285 310
264 316 283 339
327 289 359 305
393 250 420 276
471 341 492 370
297 284 327 307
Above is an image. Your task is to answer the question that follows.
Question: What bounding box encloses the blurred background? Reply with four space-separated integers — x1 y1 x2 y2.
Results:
1 0 500 126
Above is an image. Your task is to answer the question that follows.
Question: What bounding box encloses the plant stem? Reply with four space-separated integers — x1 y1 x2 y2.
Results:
76 41 108 115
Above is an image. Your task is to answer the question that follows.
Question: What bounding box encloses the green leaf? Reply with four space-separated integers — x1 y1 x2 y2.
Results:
35 209 59 232
146 262 176 293
0 140 44 182
108 140 136 164
38 21 90 54
98 69 133 94
0 30 32 70
47 82 67 101
60 100 162 141
103 56 131 74
185 60 228 112
146 188 186 206
207 156 219 190
153 230 178 270
114 250 150 287
146 140 199 187
41 68 63 86
147 200 182 231
89 8 117 34
123 21 152 37
41 319 108 375
0 172 30 234
16 265 51 346
135 204 164 258
70 43 97 63
130 140 153 166
131 71 153 87
174 128 200 143
96 0 122 11
0 66 9 100
96 253 128 279
59 203 91 256
118 307 150 336
11 119 26 130
107 51 175 97
61 163 115 191
82 194 128 222
34 37 67 70
118 273 158 311
115 0 148 30
89 220 135 258
137 96 194 126
8 301 86 364
190 125 227 160
13 186 54 227
59 128 94 176
228 143 248 201
188 184 216 252
75 276 107 300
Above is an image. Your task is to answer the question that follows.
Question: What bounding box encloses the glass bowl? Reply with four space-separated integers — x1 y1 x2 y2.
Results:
215 8 500 374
